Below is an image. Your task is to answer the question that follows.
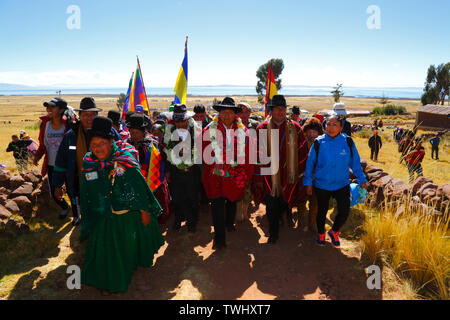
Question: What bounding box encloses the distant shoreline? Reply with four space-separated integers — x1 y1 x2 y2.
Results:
0 94 421 101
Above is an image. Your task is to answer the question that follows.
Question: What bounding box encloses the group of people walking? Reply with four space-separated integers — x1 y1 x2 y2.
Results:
33 94 369 294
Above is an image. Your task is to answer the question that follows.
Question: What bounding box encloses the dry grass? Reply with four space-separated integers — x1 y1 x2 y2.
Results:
360 200 450 299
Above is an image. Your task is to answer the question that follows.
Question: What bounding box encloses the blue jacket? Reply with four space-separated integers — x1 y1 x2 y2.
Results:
304 133 367 191
429 137 440 147
52 122 121 200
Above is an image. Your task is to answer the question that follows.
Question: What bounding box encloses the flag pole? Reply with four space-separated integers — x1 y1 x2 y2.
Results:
136 56 150 111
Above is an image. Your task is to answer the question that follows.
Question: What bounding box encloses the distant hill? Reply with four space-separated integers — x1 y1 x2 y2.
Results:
0 83 34 90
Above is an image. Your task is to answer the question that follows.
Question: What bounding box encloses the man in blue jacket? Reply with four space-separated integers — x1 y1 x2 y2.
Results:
429 133 441 160
52 97 121 226
304 115 367 247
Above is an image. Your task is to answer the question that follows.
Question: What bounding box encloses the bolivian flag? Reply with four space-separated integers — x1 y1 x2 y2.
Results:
265 62 278 117
173 37 188 104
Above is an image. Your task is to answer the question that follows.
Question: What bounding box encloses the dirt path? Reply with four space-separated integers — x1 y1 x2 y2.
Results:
6 204 381 300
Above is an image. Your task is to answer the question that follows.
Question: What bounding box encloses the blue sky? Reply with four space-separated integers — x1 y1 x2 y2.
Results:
0 0 449 88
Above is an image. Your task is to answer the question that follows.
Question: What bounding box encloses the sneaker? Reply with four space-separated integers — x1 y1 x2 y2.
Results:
59 208 69 220
328 230 341 247
316 233 326 246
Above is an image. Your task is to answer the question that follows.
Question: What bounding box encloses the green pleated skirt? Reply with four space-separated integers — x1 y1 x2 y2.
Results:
81 211 164 293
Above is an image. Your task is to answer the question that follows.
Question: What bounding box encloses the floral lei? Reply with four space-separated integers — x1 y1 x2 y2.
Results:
208 116 246 168
163 117 201 170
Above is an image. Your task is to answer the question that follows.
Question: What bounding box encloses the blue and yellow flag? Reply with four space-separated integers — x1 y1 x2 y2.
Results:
173 37 188 104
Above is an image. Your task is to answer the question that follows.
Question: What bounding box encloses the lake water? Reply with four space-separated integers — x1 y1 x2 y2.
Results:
0 85 423 99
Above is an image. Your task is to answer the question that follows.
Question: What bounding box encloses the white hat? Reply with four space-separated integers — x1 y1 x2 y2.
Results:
333 103 347 116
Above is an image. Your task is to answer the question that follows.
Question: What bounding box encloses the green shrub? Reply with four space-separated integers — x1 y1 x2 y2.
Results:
371 105 406 116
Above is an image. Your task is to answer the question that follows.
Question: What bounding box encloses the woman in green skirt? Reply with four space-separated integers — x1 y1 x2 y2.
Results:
80 116 164 294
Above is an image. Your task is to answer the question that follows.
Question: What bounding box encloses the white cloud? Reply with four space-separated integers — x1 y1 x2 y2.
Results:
0 70 130 88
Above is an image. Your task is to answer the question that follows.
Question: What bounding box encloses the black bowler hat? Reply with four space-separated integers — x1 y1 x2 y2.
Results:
291 106 300 115
75 97 103 112
126 114 149 130
167 104 195 122
107 110 121 126
43 97 68 109
267 95 288 110
87 116 114 141
213 97 242 113
193 104 206 114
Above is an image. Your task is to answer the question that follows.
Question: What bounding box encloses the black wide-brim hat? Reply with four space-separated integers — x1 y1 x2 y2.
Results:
213 97 242 113
107 110 121 126
74 97 103 112
125 114 149 130
166 104 195 121
267 94 288 110
87 116 115 141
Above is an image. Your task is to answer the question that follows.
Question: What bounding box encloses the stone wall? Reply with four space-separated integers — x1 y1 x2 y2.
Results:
0 167 57 235
355 159 449 216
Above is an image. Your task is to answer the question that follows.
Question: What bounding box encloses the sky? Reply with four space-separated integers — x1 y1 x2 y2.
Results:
0 0 449 88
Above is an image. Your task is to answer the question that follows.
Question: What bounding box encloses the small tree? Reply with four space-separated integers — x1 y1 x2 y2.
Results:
331 83 344 102
116 93 126 111
378 93 390 106
256 59 284 104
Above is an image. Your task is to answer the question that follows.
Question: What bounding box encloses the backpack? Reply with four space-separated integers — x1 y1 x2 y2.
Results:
313 136 354 171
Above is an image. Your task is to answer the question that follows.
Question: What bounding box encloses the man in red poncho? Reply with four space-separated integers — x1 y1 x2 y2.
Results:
202 97 254 250
252 95 308 244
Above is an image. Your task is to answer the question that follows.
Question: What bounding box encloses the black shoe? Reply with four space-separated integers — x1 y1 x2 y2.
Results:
212 241 226 250
72 216 81 226
268 236 278 244
172 222 181 231
226 225 236 232
59 208 69 220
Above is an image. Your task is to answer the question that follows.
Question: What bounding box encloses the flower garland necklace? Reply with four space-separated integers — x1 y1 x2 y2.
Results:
208 116 246 168
163 117 201 170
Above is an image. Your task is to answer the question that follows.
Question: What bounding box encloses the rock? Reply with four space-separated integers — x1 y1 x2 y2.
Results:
441 184 450 200
9 175 25 189
12 196 33 218
421 189 437 203
411 177 433 195
5 199 20 212
365 165 383 174
0 194 7 206
31 168 42 180
389 179 410 199
22 171 40 187
9 183 33 198
30 187 42 198
370 187 385 208
41 176 50 193
373 175 393 189
367 171 388 183
411 195 421 203
0 204 12 220
0 168 11 182
5 216 30 234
